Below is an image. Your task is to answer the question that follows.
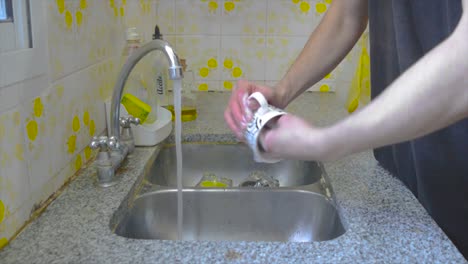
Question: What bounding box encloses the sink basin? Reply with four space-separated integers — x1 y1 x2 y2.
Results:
147 144 324 187
111 143 346 242
115 189 345 242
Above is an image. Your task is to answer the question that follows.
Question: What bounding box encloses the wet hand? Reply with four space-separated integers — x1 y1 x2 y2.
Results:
259 114 329 161
224 80 278 140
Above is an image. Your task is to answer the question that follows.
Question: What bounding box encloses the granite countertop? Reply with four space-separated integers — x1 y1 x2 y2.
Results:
1 93 466 263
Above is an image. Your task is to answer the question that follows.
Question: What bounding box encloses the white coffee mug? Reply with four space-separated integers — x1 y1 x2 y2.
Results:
244 92 287 163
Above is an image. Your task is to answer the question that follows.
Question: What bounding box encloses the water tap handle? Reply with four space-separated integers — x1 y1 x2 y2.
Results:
90 136 118 152
119 116 140 128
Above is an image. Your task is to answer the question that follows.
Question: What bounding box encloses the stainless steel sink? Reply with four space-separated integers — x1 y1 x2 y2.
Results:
115 189 344 242
111 143 346 242
147 144 324 187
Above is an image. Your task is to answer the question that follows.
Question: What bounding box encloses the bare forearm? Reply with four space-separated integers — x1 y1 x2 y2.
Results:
276 0 368 107
321 15 468 161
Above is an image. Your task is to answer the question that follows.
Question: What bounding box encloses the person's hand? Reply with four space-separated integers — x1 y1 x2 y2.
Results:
259 114 331 161
224 80 281 140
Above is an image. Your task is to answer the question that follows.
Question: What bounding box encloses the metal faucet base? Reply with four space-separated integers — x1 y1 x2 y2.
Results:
97 179 120 188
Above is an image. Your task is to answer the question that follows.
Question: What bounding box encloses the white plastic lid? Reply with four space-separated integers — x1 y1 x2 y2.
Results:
126 27 140 41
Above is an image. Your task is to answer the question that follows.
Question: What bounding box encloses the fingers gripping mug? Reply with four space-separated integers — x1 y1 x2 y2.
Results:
244 92 287 163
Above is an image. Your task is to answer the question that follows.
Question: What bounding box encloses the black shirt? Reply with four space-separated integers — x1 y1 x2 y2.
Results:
368 0 468 258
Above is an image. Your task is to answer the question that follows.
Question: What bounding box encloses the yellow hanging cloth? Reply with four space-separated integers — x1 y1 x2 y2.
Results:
346 33 371 113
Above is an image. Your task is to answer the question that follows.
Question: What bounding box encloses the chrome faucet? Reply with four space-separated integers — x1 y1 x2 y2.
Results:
90 39 183 187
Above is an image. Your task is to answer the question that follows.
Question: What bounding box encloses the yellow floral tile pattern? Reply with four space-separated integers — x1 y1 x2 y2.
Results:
267 0 322 36
221 36 266 83
155 0 176 34
0 110 30 215
175 0 221 35
0 0 160 250
0 109 31 250
220 0 267 35
175 36 221 87
47 0 122 81
152 0 363 91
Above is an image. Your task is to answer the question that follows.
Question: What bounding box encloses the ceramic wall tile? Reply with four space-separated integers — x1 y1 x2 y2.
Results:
176 36 221 82
52 145 97 195
219 79 235 91
163 35 177 48
92 57 120 102
220 36 266 83
220 0 267 36
0 106 34 250
155 0 176 35
0 75 48 114
265 36 308 81
47 0 80 81
308 80 336 92
0 199 33 250
0 109 30 216
21 95 54 203
50 62 106 171
267 0 329 36
307 39 362 93
23 59 108 207
79 1 122 68
264 35 345 92
47 0 121 81
193 80 221 92
267 0 331 36
152 0 359 94
124 0 158 42
175 0 221 35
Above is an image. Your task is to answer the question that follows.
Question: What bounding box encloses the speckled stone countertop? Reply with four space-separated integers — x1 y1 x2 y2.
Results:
1 93 466 263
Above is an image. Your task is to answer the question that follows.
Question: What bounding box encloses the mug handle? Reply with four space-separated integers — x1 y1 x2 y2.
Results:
248 92 269 115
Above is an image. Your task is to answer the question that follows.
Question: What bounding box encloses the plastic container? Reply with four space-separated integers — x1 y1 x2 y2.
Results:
132 106 172 146
104 99 172 146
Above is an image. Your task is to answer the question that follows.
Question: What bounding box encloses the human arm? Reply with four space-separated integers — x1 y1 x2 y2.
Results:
225 0 369 139
275 0 368 107
262 6 468 162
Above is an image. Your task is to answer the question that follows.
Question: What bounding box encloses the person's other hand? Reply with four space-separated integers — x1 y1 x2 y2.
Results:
224 80 281 140
259 114 330 161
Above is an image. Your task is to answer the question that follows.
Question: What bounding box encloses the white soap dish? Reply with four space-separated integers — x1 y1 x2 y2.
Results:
104 99 172 147
133 106 172 146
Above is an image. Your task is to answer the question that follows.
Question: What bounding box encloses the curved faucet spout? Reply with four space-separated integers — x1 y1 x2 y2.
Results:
111 39 183 140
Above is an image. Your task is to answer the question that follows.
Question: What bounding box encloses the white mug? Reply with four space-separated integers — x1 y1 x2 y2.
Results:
244 92 287 163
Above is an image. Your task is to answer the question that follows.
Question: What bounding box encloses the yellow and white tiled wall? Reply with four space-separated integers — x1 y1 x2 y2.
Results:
157 0 364 92
0 0 365 249
0 0 159 249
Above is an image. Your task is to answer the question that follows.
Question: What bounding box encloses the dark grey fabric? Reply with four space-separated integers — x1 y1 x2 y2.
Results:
368 0 467 258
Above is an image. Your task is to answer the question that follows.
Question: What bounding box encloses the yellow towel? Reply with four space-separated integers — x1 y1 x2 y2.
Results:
346 33 371 113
